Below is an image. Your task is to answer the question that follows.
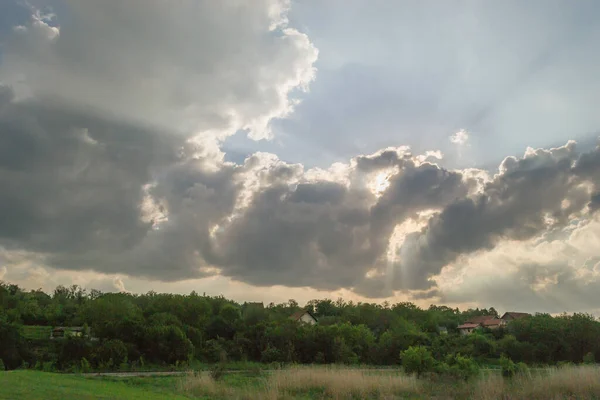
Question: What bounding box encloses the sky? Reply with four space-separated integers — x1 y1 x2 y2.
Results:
1 0 600 314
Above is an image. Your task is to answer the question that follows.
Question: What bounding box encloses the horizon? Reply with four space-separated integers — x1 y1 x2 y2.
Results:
1 1 600 316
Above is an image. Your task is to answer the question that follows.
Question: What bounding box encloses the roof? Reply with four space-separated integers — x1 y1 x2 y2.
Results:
481 318 505 327
289 310 316 322
501 312 531 320
465 315 497 324
53 326 84 331
457 323 479 329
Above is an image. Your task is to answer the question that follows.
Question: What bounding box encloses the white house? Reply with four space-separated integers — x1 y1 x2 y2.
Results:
289 310 317 325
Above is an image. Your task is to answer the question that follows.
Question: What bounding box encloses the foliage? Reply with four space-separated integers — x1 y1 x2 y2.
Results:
446 354 480 381
401 346 435 377
499 355 527 378
583 351 595 364
3 281 600 372
96 339 128 369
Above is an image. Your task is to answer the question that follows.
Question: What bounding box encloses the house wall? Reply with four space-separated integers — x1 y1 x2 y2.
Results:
300 313 316 325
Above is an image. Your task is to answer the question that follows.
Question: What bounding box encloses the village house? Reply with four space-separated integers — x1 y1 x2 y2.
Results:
50 326 87 339
501 312 531 321
458 312 531 335
457 322 480 335
289 310 317 325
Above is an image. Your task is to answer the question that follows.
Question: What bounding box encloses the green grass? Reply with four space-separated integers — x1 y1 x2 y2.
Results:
0 371 190 400
21 325 52 340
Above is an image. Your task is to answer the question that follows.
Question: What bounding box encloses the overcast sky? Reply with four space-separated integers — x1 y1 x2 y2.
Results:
1 0 600 314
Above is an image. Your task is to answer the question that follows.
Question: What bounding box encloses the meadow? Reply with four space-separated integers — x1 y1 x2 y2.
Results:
3 365 600 400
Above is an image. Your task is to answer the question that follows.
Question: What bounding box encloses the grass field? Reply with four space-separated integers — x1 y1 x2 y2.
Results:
3 365 600 399
0 371 189 400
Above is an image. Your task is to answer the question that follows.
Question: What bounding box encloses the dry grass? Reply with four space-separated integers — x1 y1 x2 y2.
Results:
178 365 600 399
472 365 600 400
177 371 237 398
178 366 420 399
513 365 600 399
268 365 420 399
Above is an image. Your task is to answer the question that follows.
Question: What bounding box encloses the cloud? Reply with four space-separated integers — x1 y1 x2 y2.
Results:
2 1 600 313
0 0 317 140
450 129 470 146
436 214 600 314
392 141 599 292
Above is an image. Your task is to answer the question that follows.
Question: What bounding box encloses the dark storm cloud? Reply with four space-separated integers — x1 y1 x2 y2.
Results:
0 87 183 258
390 141 600 292
2 83 600 298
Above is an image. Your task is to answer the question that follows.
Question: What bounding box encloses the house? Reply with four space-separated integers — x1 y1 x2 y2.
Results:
289 310 317 325
481 318 506 329
50 326 87 339
244 302 264 309
465 315 497 325
501 312 531 321
458 315 506 334
457 323 480 335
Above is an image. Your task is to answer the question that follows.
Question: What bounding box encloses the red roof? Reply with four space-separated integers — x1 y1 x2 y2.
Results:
465 315 497 324
501 312 531 320
481 318 505 326
457 323 479 329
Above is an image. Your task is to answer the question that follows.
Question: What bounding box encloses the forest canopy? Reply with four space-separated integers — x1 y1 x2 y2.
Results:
1 282 599 371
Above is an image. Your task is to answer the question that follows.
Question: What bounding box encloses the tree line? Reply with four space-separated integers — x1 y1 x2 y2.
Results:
1 282 599 371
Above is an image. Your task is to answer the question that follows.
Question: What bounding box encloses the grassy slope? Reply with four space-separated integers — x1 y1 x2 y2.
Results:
0 371 190 400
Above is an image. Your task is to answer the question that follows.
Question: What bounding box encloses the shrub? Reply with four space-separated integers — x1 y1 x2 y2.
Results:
210 364 226 381
80 357 91 373
96 339 128 369
500 355 526 378
261 345 282 363
0 359 4 371
401 346 434 377
42 361 56 372
202 338 227 363
143 325 194 365
315 352 326 364
583 352 595 364
450 354 480 381
557 360 575 368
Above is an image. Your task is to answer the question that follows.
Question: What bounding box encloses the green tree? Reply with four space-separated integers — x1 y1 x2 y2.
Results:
96 339 128 369
401 345 434 377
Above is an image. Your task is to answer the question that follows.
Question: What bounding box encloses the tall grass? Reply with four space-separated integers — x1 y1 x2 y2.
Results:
473 365 600 400
269 365 420 399
179 366 420 399
179 364 600 399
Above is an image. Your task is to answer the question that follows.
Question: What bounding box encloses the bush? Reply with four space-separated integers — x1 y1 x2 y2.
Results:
0 359 4 371
96 339 128 369
143 325 194 365
449 354 480 381
500 355 526 378
80 357 92 373
583 352 595 364
261 345 282 363
210 364 226 381
401 346 435 377
42 361 56 372
557 360 575 368
203 338 227 363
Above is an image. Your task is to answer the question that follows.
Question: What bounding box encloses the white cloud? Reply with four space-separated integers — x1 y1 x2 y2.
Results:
450 129 470 146
0 0 318 141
